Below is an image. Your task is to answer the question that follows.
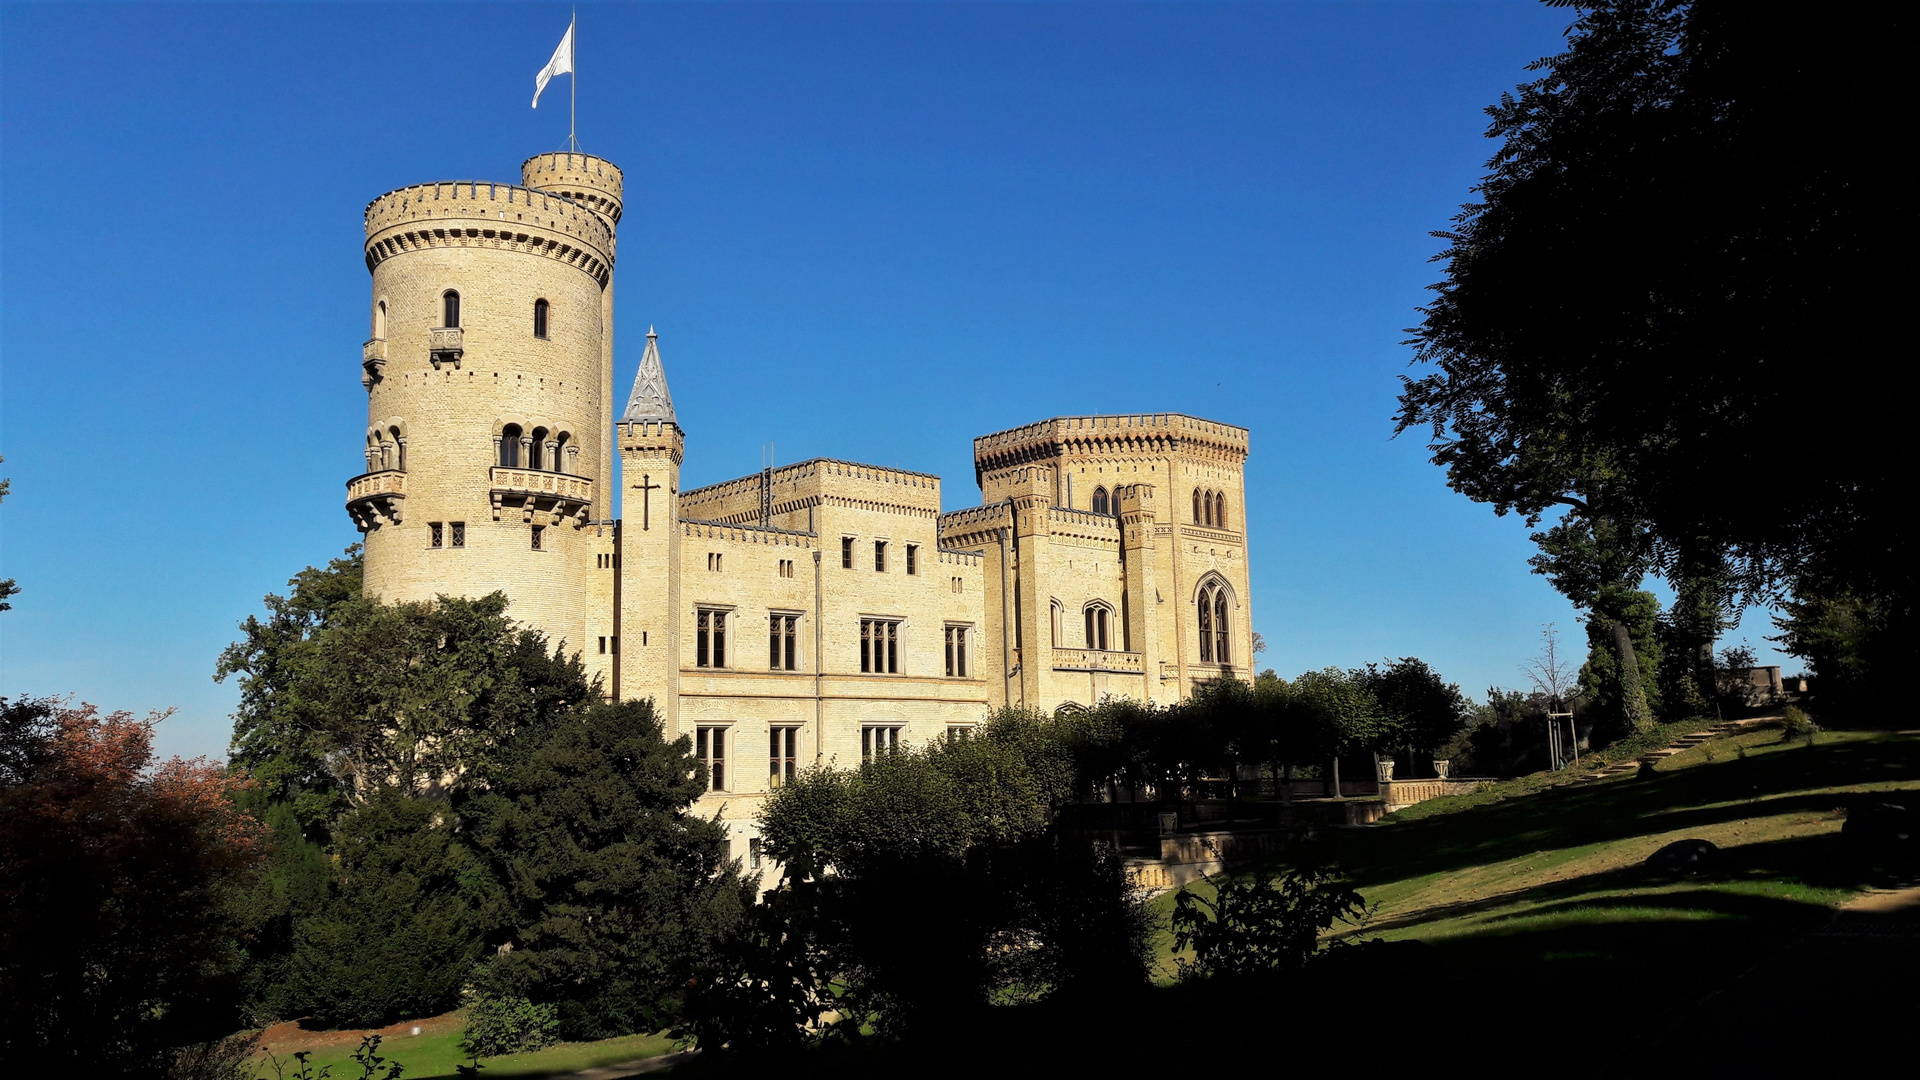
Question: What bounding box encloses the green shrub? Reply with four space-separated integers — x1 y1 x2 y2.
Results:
1171 866 1364 980
1781 705 1820 744
462 994 560 1058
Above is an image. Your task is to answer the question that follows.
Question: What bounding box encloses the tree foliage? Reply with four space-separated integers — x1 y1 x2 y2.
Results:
1 698 265 1074
1171 866 1365 980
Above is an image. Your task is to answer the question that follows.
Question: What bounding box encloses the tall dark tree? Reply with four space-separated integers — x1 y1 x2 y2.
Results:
463 699 750 1040
1395 2 1914 696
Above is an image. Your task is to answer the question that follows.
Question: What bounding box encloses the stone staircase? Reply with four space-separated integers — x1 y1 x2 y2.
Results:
1583 717 1768 780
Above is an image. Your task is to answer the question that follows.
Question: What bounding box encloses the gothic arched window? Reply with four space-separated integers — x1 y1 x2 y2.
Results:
1083 602 1112 651
442 290 461 328
1197 587 1214 663
533 298 549 339
1092 487 1109 515
1050 600 1064 648
1213 588 1230 663
1216 492 1229 530
500 424 522 468
1193 488 1203 524
374 299 387 339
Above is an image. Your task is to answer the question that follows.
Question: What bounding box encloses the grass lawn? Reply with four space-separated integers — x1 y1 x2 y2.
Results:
249 1017 676 1080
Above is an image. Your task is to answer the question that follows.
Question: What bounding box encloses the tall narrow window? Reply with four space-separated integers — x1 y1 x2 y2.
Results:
1216 493 1229 530
429 522 444 548
905 544 917 575
769 613 797 671
1092 487 1109 515
442 290 461 328
1084 605 1109 651
1193 489 1203 524
374 299 387 339
533 298 549 339
695 727 726 791
769 727 798 788
861 725 901 762
1214 590 1231 664
553 432 570 474
529 427 548 471
697 609 727 668
1197 588 1214 663
841 537 854 569
530 525 544 551
1050 601 1063 647
450 522 465 548
874 541 887 572
944 625 969 677
860 619 899 674
500 425 522 468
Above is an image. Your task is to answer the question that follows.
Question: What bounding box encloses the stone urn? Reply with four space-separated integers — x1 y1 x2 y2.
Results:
1374 755 1396 783
1157 810 1179 836
1433 759 1452 779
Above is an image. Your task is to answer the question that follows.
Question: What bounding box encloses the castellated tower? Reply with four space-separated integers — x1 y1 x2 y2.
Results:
348 153 624 654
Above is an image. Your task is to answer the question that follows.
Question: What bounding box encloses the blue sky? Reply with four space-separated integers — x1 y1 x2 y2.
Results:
0 1 1791 761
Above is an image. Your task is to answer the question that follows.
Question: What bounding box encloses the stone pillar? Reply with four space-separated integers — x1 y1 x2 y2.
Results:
1119 483 1163 704
1008 465 1056 711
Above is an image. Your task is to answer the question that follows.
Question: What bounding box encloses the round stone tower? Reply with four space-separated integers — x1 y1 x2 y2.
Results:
349 153 624 655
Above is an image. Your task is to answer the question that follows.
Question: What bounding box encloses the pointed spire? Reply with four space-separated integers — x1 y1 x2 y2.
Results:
622 326 676 424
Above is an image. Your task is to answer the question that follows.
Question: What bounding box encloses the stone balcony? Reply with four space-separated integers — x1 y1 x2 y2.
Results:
345 469 406 530
361 338 387 388
490 467 593 525
428 326 464 369
1051 648 1145 675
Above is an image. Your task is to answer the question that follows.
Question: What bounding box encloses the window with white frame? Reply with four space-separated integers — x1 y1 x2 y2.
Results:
860 618 899 674
695 726 727 791
861 725 901 762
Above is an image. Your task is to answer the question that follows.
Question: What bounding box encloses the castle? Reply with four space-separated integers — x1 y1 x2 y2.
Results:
348 151 1252 859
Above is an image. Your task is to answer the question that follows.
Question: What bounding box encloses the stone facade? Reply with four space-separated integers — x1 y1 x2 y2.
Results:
348 151 1254 861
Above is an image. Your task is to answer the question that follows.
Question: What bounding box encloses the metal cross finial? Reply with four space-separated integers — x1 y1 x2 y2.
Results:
633 473 662 530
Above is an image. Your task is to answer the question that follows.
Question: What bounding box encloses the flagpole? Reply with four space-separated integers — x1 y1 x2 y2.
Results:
570 11 578 152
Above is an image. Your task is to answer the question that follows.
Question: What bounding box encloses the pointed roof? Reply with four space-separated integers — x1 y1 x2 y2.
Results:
622 326 676 424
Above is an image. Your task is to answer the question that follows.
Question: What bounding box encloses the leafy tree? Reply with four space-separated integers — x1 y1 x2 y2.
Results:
1531 516 1656 733
1577 587 1662 738
1171 865 1364 980
1289 668 1391 792
1 699 266 1074
463 699 751 1040
1395 1 1913 709
1361 658 1470 756
282 790 490 1028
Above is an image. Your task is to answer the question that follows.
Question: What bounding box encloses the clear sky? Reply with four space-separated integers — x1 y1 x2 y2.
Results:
0 1 1791 762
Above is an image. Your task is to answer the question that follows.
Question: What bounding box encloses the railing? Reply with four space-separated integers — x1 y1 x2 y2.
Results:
345 470 406 530
489 467 593 523
428 326 463 367
361 338 387 387
1051 648 1145 674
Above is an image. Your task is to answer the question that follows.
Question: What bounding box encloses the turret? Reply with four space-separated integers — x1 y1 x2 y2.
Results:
615 329 685 724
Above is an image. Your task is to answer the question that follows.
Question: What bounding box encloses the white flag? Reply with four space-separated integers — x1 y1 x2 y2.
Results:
533 22 574 108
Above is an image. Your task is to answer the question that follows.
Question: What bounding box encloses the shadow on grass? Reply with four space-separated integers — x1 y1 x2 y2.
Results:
1335 734 1920 888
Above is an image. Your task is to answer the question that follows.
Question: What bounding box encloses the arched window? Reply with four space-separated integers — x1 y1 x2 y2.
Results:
1083 603 1111 651
1193 488 1203 523
500 424 522 468
1091 486 1109 515
1050 600 1064 648
373 299 387 339
443 290 461 328
1197 582 1231 664
1215 492 1229 530
533 298 549 339
553 431 570 474
529 427 549 471
1197 588 1214 662
389 425 405 472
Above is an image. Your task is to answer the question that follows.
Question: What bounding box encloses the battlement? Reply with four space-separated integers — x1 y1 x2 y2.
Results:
362 181 614 286
522 152 624 225
680 457 943 523
972 413 1250 481
679 518 818 545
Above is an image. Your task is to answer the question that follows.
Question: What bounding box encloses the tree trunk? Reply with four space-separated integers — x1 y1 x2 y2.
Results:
1611 618 1655 732
1331 756 1343 800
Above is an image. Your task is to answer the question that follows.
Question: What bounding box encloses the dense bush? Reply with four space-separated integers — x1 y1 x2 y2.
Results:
461 993 560 1058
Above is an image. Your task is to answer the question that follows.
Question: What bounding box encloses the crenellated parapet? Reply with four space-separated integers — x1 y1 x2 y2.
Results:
363 181 613 286
972 413 1249 481
521 152 624 227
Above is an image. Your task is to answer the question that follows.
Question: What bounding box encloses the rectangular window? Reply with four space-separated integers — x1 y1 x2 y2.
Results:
695 726 727 791
860 619 899 674
906 544 918 575
450 522 465 548
697 609 727 668
749 837 763 870
947 725 973 743
944 625 969 677
841 537 854 569
778 558 795 578
611 636 619 654
861 725 901 762
769 727 799 788
708 552 723 572
598 636 607 655
429 522 444 548
531 525 544 551
769 614 798 671
874 541 887 572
